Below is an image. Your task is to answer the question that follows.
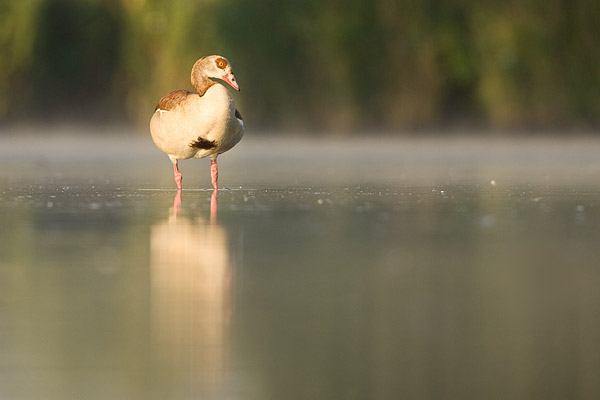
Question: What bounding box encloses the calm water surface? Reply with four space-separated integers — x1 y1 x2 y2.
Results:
1 134 600 399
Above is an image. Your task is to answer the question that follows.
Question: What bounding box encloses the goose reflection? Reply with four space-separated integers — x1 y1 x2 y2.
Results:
150 189 230 397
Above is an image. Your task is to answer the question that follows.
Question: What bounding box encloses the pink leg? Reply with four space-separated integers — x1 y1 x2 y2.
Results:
210 159 218 190
173 161 182 190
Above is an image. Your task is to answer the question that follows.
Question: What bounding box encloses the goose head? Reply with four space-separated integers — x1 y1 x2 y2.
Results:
191 55 240 94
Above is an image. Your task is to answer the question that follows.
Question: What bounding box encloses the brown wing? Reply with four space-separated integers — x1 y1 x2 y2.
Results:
154 90 191 111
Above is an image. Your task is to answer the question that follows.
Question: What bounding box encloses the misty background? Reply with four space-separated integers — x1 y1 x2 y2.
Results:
1 0 600 134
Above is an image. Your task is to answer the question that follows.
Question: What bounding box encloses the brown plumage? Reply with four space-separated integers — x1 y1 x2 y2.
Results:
154 90 192 112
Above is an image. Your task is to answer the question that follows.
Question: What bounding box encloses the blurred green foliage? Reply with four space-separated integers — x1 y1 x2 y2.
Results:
1 0 600 132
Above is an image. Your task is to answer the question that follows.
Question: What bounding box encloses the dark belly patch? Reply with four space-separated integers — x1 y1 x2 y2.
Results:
190 137 217 149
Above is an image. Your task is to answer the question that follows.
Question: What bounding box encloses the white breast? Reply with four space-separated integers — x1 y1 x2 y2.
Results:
150 84 244 160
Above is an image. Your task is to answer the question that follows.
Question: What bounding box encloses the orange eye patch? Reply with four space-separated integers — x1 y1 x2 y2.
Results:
215 57 228 69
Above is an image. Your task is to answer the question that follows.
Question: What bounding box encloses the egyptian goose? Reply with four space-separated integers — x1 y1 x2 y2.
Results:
150 55 244 190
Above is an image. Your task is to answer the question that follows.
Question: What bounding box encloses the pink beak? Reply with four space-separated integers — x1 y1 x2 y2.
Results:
222 72 240 91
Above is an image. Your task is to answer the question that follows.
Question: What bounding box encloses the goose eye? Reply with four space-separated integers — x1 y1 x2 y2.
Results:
216 58 227 69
